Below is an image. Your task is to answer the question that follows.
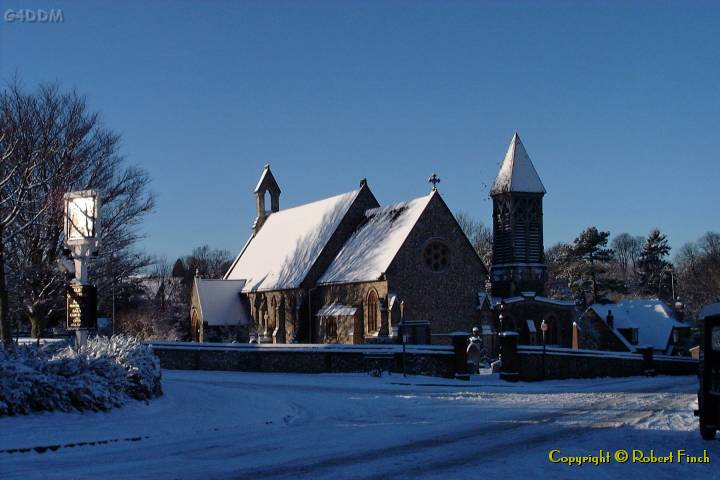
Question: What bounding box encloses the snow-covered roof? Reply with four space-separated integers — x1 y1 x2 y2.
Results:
490 133 546 195
195 279 250 326
534 296 577 306
225 189 362 292
315 302 357 317
700 303 720 319
317 192 434 285
494 295 576 307
590 299 685 351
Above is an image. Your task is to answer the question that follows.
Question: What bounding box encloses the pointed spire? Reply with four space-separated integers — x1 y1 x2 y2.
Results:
490 133 546 195
253 164 282 235
254 164 281 194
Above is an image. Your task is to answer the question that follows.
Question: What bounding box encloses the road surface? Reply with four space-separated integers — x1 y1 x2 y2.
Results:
1 371 717 479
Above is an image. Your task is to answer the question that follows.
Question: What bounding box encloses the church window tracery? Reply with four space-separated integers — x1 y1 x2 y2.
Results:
423 241 450 272
367 290 379 333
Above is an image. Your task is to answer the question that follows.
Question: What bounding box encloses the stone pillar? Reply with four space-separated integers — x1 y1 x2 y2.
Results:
571 321 580 350
499 331 520 382
449 332 470 381
638 346 655 376
274 299 286 344
379 299 389 337
292 302 302 343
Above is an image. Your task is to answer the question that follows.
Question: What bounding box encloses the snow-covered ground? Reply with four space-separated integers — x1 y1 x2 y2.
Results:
1 371 717 479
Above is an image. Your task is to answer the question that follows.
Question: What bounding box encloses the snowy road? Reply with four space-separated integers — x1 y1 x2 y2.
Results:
1 371 717 479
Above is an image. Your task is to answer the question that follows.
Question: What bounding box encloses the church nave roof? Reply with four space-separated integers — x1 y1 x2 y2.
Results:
317 192 434 285
225 188 363 292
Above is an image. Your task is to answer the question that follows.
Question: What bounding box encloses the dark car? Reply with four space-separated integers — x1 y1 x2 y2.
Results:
696 303 720 440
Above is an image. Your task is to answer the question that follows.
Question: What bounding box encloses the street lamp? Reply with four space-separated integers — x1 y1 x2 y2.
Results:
541 319 548 380
498 301 505 332
402 333 409 378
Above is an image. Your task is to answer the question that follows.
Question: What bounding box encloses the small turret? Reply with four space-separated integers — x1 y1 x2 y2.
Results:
252 164 281 235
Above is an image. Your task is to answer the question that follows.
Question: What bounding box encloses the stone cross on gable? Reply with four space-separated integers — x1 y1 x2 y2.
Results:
428 173 441 191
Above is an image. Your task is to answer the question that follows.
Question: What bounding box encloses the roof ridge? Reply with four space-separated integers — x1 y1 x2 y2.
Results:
317 191 435 285
266 188 361 216
364 190 435 215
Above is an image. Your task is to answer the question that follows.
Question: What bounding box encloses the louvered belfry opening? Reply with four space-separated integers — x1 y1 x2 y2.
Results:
492 193 544 264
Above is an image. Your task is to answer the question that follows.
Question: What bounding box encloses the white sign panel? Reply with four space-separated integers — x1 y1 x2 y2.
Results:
64 191 99 243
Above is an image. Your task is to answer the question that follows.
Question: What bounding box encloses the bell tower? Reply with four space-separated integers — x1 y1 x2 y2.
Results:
490 133 546 297
252 164 281 235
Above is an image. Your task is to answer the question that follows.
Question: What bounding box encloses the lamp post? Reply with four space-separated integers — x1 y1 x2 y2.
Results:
498 301 505 333
402 333 409 378
541 319 548 380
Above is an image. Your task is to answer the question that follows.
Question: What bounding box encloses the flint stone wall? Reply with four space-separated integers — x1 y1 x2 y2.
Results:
149 342 456 378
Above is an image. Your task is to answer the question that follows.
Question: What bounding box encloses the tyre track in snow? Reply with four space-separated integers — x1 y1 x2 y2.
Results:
361 388 697 479
225 376 698 479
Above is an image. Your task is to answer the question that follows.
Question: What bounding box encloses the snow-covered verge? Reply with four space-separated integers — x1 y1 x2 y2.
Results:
0 335 161 416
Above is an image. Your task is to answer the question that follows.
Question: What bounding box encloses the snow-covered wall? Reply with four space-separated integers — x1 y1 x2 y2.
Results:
505 344 697 381
149 342 457 378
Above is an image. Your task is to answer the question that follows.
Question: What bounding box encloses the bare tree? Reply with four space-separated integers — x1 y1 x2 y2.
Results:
0 82 61 344
675 231 720 318
610 233 644 286
1 82 154 339
454 211 493 269
182 245 233 282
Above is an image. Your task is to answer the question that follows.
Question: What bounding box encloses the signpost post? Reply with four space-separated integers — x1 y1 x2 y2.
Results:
63 190 100 348
402 333 409 378
541 319 548 380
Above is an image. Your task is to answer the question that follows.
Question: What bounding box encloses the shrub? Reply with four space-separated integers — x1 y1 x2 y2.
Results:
0 335 162 416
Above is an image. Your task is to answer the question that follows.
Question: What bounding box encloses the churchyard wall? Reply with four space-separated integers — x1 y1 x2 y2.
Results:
149 341 458 378
501 342 697 381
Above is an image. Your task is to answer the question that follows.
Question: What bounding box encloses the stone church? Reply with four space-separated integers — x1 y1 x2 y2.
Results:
191 133 578 350
191 165 489 344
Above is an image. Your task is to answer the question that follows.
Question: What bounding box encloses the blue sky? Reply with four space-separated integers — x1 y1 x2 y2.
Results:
2 1 718 262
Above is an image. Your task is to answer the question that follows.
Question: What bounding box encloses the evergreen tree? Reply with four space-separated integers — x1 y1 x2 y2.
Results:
637 229 672 297
559 227 624 304
171 258 186 278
